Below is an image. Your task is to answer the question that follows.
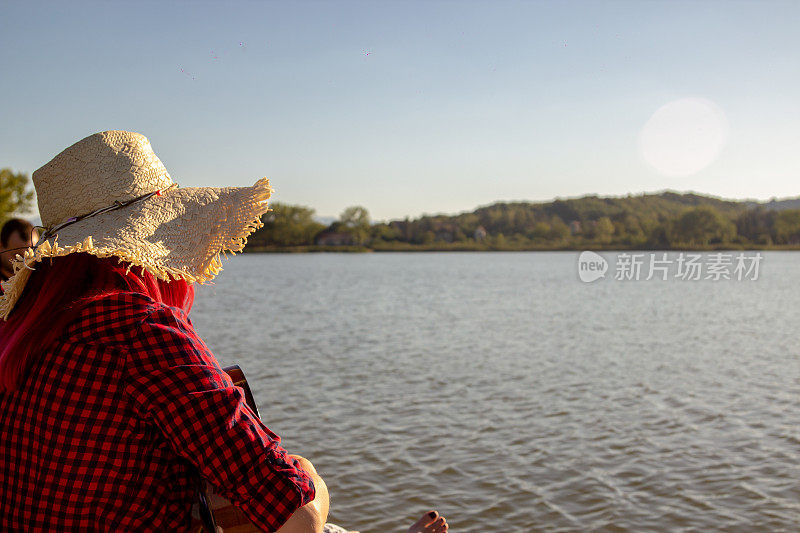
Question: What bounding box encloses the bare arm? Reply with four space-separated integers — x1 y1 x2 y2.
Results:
275 456 330 533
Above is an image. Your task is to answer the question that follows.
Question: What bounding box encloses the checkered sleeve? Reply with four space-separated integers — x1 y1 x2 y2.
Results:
121 301 316 532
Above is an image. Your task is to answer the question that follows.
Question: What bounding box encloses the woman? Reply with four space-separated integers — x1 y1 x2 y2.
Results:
0 131 447 533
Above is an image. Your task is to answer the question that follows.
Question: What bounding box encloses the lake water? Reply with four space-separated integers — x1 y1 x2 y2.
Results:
190 251 800 532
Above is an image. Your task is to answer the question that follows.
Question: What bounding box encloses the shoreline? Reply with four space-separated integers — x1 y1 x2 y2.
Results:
243 244 800 253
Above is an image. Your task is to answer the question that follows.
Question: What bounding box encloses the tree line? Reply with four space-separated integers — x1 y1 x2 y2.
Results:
246 192 800 251
3 167 800 251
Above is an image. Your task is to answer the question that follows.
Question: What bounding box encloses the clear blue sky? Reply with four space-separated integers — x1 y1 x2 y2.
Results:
1 1 798 221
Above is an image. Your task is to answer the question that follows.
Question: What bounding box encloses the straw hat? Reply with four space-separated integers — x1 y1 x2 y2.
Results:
0 130 272 319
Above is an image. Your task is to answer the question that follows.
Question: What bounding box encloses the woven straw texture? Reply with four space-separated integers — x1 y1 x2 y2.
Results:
0 131 272 319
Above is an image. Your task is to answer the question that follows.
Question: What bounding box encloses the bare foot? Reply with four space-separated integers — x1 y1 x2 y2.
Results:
408 510 448 533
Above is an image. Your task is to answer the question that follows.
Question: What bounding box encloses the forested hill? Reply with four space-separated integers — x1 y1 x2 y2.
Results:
245 191 800 251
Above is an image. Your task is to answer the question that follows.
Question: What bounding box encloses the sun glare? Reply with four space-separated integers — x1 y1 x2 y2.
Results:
638 97 730 177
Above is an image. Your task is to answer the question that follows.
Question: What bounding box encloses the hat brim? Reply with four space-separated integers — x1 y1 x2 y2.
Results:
0 177 272 319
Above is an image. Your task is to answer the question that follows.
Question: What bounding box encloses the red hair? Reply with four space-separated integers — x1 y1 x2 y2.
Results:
0 253 194 392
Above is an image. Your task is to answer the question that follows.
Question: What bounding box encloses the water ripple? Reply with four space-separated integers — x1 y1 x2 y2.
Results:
192 252 800 532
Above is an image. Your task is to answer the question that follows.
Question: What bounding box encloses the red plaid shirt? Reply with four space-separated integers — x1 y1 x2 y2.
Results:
0 291 315 531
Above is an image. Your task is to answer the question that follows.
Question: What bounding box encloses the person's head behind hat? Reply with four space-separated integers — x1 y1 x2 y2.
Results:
1 218 36 249
0 219 38 281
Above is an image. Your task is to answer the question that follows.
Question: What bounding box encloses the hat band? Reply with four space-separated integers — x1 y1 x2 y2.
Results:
32 184 179 259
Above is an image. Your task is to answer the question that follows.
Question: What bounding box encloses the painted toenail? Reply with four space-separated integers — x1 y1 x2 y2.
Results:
429 511 437 518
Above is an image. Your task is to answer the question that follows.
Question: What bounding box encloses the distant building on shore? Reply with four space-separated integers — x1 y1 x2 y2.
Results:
474 226 487 241
314 231 357 246
435 230 454 243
